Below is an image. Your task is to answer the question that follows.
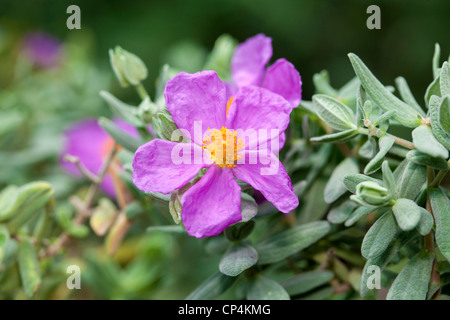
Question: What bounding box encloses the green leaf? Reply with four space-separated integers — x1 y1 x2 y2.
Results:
417 207 434 236
256 221 330 264
312 94 356 131
310 128 358 143
99 91 144 127
7 189 54 234
327 200 358 224
313 71 338 96
395 160 427 200
387 251 434 300
440 95 450 134
348 53 421 127
428 188 450 263
361 211 397 259
203 34 238 80
412 125 448 159
392 198 422 231
440 62 450 96
406 150 449 170
345 206 376 227
185 272 236 300
425 75 441 106
247 275 290 300
432 43 441 79
240 193 258 222
55 206 89 238
381 160 396 197
0 224 9 265
395 76 424 115
18 237 41 297
225 220 255 241
324 158 359 204
343 174 383 194
364 136 395 175
280 271 334 296
359 137 377 159
0 182 51 222
147 225 185 234
98 117 144 152
361 231 416 298
219 243 258 277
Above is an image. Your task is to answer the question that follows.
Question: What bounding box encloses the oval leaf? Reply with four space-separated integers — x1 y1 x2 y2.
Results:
247 276 290 300
256 221 330 265
281 271 334 296
387 251 434 300
412 125 448 159
312 94 356 131
361 211 397 259
185 272 236 300
392 198 422 231
428 188 450 263
324 158 359 204
18 237 41 298
219 243 258 277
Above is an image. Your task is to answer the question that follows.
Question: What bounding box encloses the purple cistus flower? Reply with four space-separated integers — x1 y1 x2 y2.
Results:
61 118 138 198
132 71 299 238
21 32 62 69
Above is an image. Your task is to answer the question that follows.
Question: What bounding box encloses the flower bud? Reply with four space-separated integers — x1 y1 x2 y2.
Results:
354 181 392 206
109 46 147 87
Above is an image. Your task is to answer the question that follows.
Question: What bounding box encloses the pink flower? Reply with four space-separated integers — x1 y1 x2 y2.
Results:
132 71 298 238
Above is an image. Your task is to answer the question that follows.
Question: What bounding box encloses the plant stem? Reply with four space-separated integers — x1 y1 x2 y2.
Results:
40 145 119 259
358 127 415 150
135 83 149 100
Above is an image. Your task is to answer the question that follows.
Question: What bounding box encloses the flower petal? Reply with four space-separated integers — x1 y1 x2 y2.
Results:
60 118 108 177
262 58 302 108
181 166 242 238
132 139 207 194
226 86 292 149
231 34 272 88
233 150 298 213
164 71 227 145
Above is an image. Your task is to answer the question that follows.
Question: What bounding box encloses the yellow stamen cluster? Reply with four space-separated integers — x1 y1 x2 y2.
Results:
202 126 244 168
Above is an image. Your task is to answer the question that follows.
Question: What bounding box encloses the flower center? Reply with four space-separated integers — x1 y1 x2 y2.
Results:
202 126 244 168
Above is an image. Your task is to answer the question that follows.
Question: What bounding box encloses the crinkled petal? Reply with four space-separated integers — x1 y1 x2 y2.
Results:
164 71 227 145
132 139 207 194
233 150 298 213
181 166 242 238
226 86 292 150
262 58 302 108
231 34 272 88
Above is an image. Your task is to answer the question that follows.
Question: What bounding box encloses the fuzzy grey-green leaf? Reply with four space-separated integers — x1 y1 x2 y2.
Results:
392 198 422 231
348 53 421 127
185 272 236 300
310 128 358 143
387 251 434 300
343 174 384 194
324 158 359 203
361 211 397 259
364 136 395 175
256 221 330 264
327 200 358 224
247 276 290 300
412 125 448 159
406 150 449 170
219 244 258 277
428 188 450 263
281 271 334 296
312 94 356 131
